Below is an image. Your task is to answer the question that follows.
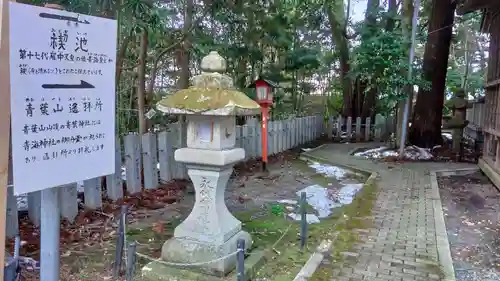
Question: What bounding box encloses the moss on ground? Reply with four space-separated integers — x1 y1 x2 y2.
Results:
237 178 378 281
65 177 376 281
308 179 378 281
290 158 368 189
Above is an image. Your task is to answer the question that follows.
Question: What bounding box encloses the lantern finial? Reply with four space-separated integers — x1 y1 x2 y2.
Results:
200 51 226 73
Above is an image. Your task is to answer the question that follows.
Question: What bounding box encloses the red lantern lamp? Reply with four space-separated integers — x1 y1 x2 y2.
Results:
247 78 279 171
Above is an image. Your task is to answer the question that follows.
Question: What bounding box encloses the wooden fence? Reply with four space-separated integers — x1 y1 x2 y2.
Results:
326 114 395 142
5 115 325 236
465 98 485 143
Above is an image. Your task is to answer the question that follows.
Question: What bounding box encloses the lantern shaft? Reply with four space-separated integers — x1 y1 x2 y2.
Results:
261 106 269 171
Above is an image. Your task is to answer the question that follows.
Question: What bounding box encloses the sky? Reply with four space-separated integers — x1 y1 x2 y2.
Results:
351 0 368 23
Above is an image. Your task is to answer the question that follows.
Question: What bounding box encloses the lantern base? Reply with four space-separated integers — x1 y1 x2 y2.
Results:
157 230 252 276
141 246 266 281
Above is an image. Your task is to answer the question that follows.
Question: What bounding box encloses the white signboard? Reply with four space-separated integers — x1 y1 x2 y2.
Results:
9 3 117 195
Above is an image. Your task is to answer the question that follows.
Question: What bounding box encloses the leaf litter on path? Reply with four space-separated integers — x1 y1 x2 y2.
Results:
438 172 500 281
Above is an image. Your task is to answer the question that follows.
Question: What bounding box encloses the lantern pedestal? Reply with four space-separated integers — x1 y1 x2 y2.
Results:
142 147 255 280
160 147 252 275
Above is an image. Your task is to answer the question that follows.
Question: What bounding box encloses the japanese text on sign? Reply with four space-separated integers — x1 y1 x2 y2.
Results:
9 2 117 195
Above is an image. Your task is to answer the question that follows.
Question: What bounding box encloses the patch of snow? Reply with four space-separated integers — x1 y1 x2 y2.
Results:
308 162 349 178
354 146 391 158
354 145 433 160
296 184 363 218
287 213 321 224
278 199 298 205
442 133 452 141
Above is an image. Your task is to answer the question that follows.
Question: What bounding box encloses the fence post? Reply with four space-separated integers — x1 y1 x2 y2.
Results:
282 120 287 152
320 115 324 137
6 153 18 238
124 133 142 194
336 115 342 142
295 118 299 146
250 118 257 158
355 117 362 142
304 117 308 142
242 124 249 160
179 118 188 179
286 119 290 149
28 191 41 226
274 121 279 153
374 114 383 142
246 120 253 158
113 205 127 278
302 117 306 144
300 192 307 249
268 121 273 156
40 187 60 281
385 116 392 139
106 136 123 200
365 117 371 141
287 118 291 148
59 183 78 222
312 116 316 140
236 125 242 149
126 242 137 281
276 121 281 153
267 120 276 156
142 132 159 189
236 239 245 281
296 117 301 146
167 127 179 180
6 186 18 238
300 117 304 144
84 177 102 210
309 116 312 141
346 117 353 142
171 123 185 180
158 131 173 183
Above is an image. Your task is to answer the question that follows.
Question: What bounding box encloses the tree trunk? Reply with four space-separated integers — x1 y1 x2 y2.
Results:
137 31 148 135
461 26 471 90
115 35 132 87
409 0 457 148
325 0 353 117
386 0 397 31
357 0 379 119
177 0 194 180
178 0 193 89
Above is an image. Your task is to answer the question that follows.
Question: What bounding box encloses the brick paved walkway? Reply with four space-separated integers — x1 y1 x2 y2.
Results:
303 143 476 281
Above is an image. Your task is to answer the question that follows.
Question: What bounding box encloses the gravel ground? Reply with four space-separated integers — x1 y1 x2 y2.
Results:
438 171 500 281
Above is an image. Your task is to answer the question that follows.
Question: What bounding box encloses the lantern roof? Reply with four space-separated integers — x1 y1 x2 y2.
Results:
156 51 261 116
247 77 281 89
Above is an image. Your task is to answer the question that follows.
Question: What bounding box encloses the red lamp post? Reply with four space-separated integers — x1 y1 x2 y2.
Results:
248 78 278 171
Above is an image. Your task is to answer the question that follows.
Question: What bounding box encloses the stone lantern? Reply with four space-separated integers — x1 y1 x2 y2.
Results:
444 88 471 156
144 51 261 279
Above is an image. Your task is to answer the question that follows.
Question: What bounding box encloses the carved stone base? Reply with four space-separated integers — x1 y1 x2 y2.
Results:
160 230 252 276
142 248 266 281
160 146 252 276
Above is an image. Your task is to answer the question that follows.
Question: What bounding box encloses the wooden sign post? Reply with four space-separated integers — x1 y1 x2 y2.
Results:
0 0 12 279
